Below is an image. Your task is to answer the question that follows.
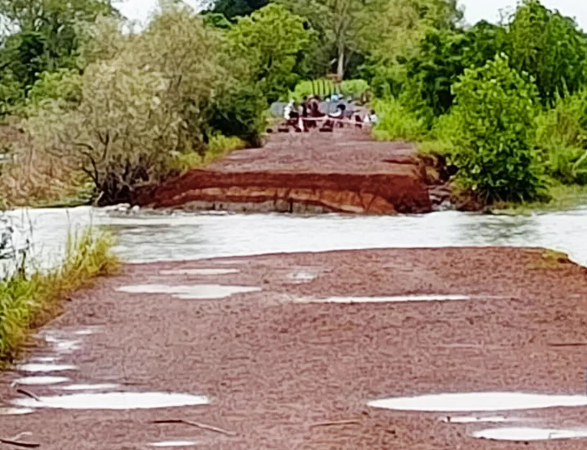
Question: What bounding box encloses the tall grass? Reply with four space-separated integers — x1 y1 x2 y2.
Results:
372 97 427 142
169 135 246 174
0 227 117 363
535 90 587 185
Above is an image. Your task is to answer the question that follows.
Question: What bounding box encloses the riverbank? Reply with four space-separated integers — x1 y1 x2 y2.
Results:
2 247 587 448
135 129 443 214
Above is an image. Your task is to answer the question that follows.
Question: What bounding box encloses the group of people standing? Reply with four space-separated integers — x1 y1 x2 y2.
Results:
283 96 378 132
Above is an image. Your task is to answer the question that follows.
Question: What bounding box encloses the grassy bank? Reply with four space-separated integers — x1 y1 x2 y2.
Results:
490 184 587 214
0 227 118 364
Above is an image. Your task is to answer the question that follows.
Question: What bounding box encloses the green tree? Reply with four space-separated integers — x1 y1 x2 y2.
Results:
20 5 268 204
27 61 184 205
507 0 587 105
227 3 311 102
448 54 545 204
358 0 463 96
404 21 505 115
282 0 368 80
208 0 269 20
0 0 118 114
0 0 117 70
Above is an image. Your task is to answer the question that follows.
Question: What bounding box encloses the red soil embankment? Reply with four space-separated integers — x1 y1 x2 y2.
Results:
135 130 435 214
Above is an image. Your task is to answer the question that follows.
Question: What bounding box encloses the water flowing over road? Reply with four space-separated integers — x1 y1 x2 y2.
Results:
4 205 587 267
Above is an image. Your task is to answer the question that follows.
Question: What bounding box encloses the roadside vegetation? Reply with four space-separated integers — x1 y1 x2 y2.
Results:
367 0 587 207
0 0 586 208
0 222 117 363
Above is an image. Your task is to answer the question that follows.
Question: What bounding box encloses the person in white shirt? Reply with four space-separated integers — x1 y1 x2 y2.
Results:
284 100 295 120
364 109 379 125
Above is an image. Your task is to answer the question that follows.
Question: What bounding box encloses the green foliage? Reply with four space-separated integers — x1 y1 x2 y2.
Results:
535 90 587 184
404 21 505 115
0 226 117 363
27 62 185 205
0 0 118 116
202 12 232 29
0 31 48 90
372 97 427 142
289 79 336 102
208 84 267 147
227 3 311 103
209 0 269 20
288 78 369 102
341 79 370 101
15 5 267 205
169 135 246 173
27 69 83 108
507 0 587 105
448 54 545 204
359 0 464 75
0 74 24 116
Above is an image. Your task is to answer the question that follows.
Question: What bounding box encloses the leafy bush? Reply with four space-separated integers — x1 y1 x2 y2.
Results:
208 84 267 147
372 97 427 142
535 90 587 184
27 69 83 109
26 62 184 205
448 54 545 204
0 74 23 117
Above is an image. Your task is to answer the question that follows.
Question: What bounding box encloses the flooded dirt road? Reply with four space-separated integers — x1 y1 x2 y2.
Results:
2 247 587 448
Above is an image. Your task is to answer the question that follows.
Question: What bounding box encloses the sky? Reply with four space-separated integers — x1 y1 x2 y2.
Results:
116 0 587 30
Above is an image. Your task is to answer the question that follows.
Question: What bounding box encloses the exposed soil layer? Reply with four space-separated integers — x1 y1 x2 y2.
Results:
135 129 436 214
2 248 587 449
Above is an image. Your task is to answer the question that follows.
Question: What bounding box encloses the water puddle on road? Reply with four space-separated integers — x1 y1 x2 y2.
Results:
117 284 260 300
473 427 587 441
73 329 97 336
149 441 199 448
30 356 59 363
298 294 471 304
369 393 587 412
441 415 520 424
14 376 69 386
160 269 239 276
59 384 119 391
12 392 210 410
0 408 35 416
18 363 77 373
53 340 82 352
288 270 318 283
44 334 82 352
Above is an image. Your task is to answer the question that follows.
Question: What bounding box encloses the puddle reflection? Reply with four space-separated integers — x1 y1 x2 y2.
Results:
474 427 587 441
299 295 471 304
160 269 239 276
15 376 69 386
12 392 209 410
117 284 260 299
369 392 587 412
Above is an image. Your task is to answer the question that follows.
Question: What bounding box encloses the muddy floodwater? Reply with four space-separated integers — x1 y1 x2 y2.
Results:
4 205 587 267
